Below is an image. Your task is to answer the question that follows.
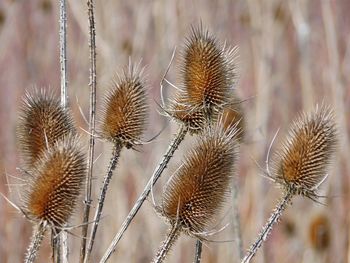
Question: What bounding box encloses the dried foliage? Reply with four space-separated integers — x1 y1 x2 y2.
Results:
100 67 148 148
273 105 337 198
23 135 86 228
309 214 331 251
17 89 75 168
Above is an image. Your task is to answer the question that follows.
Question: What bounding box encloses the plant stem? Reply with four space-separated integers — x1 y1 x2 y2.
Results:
232 179 243 259
25 221 47 263
241 191 293 263
58 0 68 262
80 0 97 262
194 240 203 263
84 143 122 263
152 224 181 263
99 125 188 263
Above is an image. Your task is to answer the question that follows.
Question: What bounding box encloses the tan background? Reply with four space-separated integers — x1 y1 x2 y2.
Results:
0 0 349 262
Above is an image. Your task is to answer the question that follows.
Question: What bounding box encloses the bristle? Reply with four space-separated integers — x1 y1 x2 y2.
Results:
309 214 331 251
221 96 245 142
273 105 337 197
100 66 148 148
23 134 86 228
180 25 238 110
17 89 75 168
160 123 238 234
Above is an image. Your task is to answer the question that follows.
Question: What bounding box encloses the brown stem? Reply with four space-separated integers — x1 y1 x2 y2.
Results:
152 224 181 263
99 125 188 263
241 191 293 263
84 143 122 263
25 221 47 263
80 0 97 262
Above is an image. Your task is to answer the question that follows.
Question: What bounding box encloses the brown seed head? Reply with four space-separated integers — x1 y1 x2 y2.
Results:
17 89 75 168
309 214 331 251
159 123 238 234
181 25 238 111
23 135 86 227
100 67 148 148
273 105 337 198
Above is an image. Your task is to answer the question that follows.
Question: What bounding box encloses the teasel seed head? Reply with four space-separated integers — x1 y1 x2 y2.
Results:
23 134 86 228
180 25 239 112
17 89 75 168
100 66 148 148
159 122 238 235
273 105 337 198
309 214 331 251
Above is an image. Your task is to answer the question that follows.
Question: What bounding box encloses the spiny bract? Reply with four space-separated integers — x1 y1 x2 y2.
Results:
100 67 148 148
23 135 86 228
273 105 337 198
159 123 238 235
18 89 75 168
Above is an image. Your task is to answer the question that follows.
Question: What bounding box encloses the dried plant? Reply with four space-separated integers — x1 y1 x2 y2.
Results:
23 135 86 263
100 26 239 262
309 214 331 252
241 105 337 263
17 89 75 168
152 123 239 263
84 65 149 261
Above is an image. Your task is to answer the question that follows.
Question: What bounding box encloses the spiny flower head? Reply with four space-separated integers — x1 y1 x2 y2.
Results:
100 66 149 148
180 25 238 111
23 135 86 228
273 105 337 198
159 123 238 235
17 89 75 168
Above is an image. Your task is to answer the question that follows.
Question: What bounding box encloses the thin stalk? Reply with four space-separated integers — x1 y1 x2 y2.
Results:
25 221 47 263
80 0 97 262
99 125 188 263
232 179 243 259
152 224 181 263
84 143 122 263
58 0 68 262
241 191 293 263
194 240 203 263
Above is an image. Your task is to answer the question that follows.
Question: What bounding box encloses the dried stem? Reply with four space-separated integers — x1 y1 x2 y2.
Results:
58 0 68 262
152 224 181 263
241 191 293 263
84 143 122 262
25 221 47 263
80 0 97 262
232 179 243 259
194 240 203 263
99 125 188 263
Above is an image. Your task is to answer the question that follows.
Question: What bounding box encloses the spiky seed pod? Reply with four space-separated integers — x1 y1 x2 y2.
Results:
23 135 86 228
100 67 148 148
309 214 331 251
181 25 238 111
159 123 238 235
221 96 245 142
17 89 75 168
273 105 337 198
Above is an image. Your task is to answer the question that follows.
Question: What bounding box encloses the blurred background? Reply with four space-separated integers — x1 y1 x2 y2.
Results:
0 0 349 262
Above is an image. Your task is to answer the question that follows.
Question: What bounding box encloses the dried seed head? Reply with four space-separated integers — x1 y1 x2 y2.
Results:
159 123 238 235
221 96 245 142
180 25 238 111
273 105 337 198
100 66 148 148
309 214 331 251
23 135 86 228
17 89 75 168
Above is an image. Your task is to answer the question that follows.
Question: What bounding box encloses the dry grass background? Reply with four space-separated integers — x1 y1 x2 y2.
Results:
0 0 349 262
